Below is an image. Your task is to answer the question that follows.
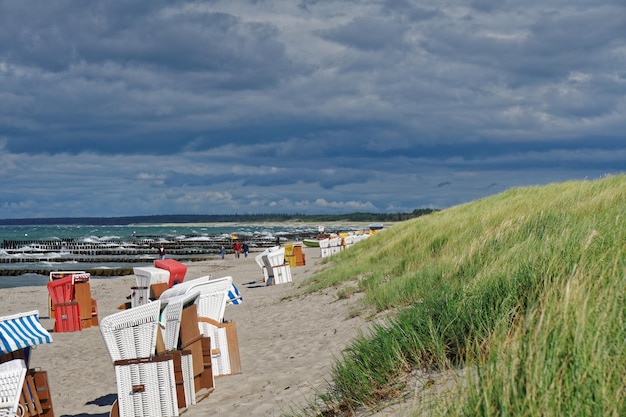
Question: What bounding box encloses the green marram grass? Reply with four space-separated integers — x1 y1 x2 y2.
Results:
287 174 625 417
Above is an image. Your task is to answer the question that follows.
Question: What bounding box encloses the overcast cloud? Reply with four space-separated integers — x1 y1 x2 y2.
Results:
1 0 624 219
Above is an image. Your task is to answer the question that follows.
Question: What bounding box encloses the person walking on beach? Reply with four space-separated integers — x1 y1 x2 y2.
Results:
158 245 166 260
242 242 249 258
233 241 242 259
220 245 226 260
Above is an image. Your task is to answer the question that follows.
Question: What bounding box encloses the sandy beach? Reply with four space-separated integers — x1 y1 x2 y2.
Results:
0 245 371 417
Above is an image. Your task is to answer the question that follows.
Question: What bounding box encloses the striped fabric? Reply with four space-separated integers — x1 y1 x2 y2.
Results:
0 310 53 354
228 284 243 305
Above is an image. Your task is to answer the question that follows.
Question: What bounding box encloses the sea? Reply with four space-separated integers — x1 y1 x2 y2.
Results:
0 223 336 288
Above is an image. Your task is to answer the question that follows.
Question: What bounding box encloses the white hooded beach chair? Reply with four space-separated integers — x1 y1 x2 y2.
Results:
329 237 343 255
255 246 280 279
100 300 164 363
160 276 237 376
319 238 331 258
133 266 170 288
0 358 27 417
100 301 181 416
261 248 292 285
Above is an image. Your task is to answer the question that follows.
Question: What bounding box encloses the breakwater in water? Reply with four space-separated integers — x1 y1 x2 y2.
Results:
0 222 371 280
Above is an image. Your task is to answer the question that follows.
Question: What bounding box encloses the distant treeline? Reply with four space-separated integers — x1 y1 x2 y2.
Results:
0 209 437 226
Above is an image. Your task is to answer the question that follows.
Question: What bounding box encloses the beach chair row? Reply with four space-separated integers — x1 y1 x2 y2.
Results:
100 275 241 417
319 233 371 258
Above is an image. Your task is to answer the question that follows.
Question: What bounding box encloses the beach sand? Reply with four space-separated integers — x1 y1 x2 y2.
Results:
1 245 371 417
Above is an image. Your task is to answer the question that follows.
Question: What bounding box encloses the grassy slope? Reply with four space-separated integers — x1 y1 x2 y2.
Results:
293 175 625 416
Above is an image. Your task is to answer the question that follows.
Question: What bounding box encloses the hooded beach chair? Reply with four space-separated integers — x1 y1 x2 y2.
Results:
261 248 292 285
100 301 180 416
319 238 331 258
255 246 280 280
160 276 239 376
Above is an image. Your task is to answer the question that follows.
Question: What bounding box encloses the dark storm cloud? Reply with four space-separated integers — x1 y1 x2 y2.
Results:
0 0 623 218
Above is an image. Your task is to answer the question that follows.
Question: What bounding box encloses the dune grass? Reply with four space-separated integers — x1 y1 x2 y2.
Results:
289 174 625 416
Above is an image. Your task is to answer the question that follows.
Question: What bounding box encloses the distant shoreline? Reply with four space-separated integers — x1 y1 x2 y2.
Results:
0 211 432 226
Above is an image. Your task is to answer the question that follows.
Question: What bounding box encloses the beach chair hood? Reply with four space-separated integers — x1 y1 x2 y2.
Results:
0 310 53 356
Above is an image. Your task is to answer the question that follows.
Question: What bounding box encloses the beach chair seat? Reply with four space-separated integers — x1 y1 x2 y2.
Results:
196 319 230 377
197 318 241 377
100 301 163 363
114 355 178 417
0 358 27 417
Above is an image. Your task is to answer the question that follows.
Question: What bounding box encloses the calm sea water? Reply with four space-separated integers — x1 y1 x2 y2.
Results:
0 223 334 288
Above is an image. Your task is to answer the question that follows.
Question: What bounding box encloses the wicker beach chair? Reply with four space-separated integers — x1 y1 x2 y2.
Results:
261 249 292 285
101 302 182 416
159 276 240 377
319 238 331 258
100 301 164 363
329 237 343 255
0 358 27 417
254 246 280 278
133 266 170 288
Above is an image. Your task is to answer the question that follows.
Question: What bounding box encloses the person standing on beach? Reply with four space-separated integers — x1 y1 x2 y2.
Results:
242 242 249 257
233 241 242 258
158 245 166 260
220 245 226 260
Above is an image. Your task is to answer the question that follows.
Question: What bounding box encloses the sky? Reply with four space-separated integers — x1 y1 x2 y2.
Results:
1 0 625 219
